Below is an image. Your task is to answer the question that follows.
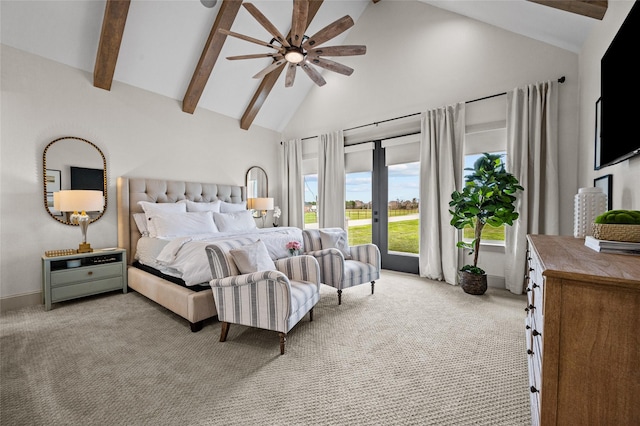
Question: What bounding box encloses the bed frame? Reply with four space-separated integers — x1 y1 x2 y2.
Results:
116 177 246 332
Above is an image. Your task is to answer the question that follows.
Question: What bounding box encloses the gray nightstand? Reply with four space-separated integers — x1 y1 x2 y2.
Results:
42 248 128 310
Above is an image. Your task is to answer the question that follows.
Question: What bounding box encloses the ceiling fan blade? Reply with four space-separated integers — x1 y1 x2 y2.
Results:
307 45 366 58
291 0 309 47
242 3 290 47
219 28 284 52
227 53 283 60
252 58 287 79
300 62 326 87
302 15 354 49
285 63 297 87
306 57 353 76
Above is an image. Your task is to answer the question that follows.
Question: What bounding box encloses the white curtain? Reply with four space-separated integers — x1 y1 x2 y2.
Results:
281 138 304 228
317 130 345 228
505 81 560 294
419 103 465 284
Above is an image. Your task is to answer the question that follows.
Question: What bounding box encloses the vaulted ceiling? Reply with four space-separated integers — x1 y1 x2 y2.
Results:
1 0 606 132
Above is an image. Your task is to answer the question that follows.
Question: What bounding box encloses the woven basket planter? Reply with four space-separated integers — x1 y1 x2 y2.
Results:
592 223 640 242
459 271 487 295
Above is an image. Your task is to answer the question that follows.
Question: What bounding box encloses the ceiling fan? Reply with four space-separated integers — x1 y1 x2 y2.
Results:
219 1 366 87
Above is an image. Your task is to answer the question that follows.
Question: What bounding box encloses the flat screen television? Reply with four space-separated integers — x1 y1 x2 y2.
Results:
598 0 640 169
70 166 104 191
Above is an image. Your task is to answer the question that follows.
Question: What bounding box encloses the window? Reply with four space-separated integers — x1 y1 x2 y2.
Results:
346 171 372 245
304 174 318 229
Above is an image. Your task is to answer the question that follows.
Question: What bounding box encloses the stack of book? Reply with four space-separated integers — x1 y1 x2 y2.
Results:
584 236 640 255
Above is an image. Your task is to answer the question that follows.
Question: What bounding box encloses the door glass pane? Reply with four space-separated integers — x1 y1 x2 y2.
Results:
304 174 318 229
388 162 420 255
346 171 372 245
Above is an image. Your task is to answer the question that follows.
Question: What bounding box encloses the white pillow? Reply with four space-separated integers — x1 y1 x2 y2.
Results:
220 201 247 213
213 211 257 232
138 201 187 215
229 240 276 274
147 211 218 239
133 213 150 236
178 199 221 213
320 229 352 259
138 201 187 238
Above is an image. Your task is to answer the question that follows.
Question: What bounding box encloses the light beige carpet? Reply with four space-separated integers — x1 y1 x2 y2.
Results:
1 270 531 425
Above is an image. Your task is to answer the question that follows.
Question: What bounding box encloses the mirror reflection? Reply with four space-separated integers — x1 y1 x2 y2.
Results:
43 136 107 225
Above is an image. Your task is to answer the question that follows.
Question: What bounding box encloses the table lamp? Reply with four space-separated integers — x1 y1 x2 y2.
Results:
248 197 274 227
54 190 104 253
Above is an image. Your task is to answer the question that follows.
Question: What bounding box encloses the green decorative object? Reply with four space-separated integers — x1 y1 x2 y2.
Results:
594 209 640 225
449 153 524 294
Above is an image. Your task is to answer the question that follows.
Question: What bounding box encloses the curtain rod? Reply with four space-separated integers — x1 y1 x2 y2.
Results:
292 76 565 142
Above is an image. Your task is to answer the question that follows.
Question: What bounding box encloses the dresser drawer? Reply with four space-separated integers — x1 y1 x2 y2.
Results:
50 263 123 287
51 277 124 302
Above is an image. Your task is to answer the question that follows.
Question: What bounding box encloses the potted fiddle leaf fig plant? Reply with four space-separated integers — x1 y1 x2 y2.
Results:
449 153 524 295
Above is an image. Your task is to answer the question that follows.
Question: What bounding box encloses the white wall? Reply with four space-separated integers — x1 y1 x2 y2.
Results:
283 0 580 282
578 0 639 209
0 45 281 306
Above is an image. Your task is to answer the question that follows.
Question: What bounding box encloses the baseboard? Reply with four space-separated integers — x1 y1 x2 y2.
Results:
487 274 506 289
0 291 42 314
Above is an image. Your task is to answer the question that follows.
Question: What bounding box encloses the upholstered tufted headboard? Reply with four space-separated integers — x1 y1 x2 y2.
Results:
117 177 246 265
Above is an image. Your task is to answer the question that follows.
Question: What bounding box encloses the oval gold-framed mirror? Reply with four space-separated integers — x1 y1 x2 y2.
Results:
43 136 107 225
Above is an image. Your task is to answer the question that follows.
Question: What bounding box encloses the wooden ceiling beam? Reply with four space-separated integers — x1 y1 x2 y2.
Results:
240 0 324 130
527 0 608 20
93 0 130 91
183 0 243 114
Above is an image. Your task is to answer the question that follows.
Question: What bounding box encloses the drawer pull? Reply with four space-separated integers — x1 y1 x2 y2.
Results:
529 267 534 272
525 325 531 330
528 304 535 311
532 329 541 337
532 283 539 289
530 386 539 393
527 349 534 355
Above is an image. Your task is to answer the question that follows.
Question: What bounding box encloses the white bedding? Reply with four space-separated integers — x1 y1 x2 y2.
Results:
135 227 303 286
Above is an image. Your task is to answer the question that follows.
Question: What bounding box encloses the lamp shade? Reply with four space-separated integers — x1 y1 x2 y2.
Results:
249 197 274 211
53 190 104 212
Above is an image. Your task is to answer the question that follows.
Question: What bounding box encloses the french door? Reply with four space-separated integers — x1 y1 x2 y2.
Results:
346 139 419 274
372 139 419 273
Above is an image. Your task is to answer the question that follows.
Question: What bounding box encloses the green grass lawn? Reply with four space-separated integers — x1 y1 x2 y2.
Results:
307 210 504 254
349 220 419 253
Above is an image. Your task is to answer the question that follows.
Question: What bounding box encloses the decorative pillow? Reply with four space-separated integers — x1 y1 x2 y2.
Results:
133 213 150 236
213 210 257 232
138 201 187 238
320 229 352 259
177 199 221 213
229 240 276 274
147 211 218 239
220 201 247 213
138 201 187 215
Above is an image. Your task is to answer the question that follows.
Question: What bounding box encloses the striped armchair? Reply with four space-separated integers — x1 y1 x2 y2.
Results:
205 238 321 355
302 228 381 305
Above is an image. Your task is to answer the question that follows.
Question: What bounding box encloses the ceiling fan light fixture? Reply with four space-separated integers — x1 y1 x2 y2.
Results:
284 49 305 64
200 0 217 8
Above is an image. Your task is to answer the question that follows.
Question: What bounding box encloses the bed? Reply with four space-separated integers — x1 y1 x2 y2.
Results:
116 177 302 332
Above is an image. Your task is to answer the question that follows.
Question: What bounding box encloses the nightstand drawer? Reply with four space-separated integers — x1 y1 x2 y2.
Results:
50 263 122 287
51 277 124 302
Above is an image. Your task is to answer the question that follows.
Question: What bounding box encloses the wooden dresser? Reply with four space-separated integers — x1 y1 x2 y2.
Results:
525 234 640 425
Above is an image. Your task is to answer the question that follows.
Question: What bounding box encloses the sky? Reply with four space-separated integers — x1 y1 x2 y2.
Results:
304 152 506 204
